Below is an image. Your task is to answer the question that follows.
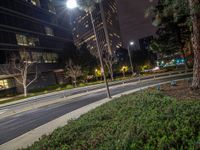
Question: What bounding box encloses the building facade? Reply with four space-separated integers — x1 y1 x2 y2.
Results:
71 0 122 56
0 0 73 95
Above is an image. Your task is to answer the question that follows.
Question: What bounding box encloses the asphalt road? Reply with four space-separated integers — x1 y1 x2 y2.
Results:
0 73 192 145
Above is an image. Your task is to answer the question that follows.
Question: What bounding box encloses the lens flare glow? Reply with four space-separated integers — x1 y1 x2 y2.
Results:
66 0 78 9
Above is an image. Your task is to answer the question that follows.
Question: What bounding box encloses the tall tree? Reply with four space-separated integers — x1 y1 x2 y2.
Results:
148 0 200 89
189 0 200 89
146 0 191 69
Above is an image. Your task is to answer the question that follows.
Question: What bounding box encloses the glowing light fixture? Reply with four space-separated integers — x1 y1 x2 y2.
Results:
66 0 78 9
130 41 135 46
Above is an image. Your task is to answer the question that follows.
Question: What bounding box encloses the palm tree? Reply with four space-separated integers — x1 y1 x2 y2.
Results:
77 0 111 98
188 0 200 89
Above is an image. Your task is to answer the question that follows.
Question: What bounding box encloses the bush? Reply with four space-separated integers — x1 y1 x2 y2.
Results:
65 84 74 89
79 83 86 87
23 91 200 150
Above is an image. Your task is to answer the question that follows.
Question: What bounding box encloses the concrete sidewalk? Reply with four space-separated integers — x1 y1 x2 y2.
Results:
0 78 190 150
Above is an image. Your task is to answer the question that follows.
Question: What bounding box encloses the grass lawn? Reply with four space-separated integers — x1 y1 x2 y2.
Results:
23 91 200 150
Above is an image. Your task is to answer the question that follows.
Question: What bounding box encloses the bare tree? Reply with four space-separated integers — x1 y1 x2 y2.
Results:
65 59 83 87
103 52 117 81
1 52 38 97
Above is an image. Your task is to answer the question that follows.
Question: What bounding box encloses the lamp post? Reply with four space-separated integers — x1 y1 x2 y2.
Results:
127 41 135 76
66 0 111 98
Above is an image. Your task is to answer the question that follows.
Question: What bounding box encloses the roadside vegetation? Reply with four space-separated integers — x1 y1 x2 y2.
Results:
23 91 200 150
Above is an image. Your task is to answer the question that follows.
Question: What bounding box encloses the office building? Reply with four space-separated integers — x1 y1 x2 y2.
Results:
0 0 73 94
71 0 122 56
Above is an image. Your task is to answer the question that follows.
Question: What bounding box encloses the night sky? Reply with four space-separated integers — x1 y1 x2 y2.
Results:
116 0 157 48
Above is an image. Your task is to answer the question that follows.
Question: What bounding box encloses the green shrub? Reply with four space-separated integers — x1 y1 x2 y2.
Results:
65 84 74 89
23 91 200 150
79 83 86 87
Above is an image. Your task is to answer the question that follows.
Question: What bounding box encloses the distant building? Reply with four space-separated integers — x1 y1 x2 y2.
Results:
0 0 73 94
71 0 122 56
139 36 153 50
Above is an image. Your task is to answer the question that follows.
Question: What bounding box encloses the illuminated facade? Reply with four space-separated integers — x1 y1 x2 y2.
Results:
0 0 73 94
71 0 122 56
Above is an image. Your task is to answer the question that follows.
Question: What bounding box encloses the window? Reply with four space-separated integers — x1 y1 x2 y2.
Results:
31 0 40 7
19 51 32 63
25 0 41 7
45 27 54 36
16 34 28 46
52 53 58 63
27 37 39 47
0 79 14 90
31 52 58 63
16 34 40 47
43 52 58 63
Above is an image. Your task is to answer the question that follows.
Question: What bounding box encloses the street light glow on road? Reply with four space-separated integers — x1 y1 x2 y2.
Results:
66 0 78 9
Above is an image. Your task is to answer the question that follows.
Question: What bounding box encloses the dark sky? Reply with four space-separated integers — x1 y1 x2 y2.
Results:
116 0 157 48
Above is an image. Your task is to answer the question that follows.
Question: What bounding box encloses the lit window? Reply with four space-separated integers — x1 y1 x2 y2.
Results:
45 27 54 36
27 37 39 47
16 34 39 47
19 51 33 63
16 34 28 46
31 52 58 63
0 79 14 90
29 0 41 7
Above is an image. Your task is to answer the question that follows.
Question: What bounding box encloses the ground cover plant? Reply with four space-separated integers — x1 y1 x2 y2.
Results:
24 91 200 150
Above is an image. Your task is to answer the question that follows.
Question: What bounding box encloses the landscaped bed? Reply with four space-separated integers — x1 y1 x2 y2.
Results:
23 90 200 150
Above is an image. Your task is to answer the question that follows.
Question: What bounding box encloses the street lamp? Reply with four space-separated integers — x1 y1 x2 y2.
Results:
66 0 111 98
127 41 135 76
130 41 134 46
66 0 78 9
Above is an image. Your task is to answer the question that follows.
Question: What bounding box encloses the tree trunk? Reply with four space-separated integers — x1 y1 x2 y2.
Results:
123 71 125 78
74 78 77 88
189 0 200 89
110 66 114 81
24 86 27 97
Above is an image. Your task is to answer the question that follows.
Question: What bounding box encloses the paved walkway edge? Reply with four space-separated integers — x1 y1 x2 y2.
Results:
0 78 190 150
